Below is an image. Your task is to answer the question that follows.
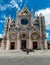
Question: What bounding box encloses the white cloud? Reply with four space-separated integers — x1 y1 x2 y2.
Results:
19 0 23 3
0 4 7 11
0 0 20 11
2 15 7 19
46 33 49 38
35 8 50 30
0 34 3 38
0 20 4 23
10 0 20 10
1 14 7 19
0 14 7 23
46 24 50 30
10 0 18 8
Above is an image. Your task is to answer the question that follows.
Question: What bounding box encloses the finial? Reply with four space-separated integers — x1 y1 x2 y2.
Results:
13 17 14 20
31 8 34 18
24 3 26 8
39 13 44 17
8 14 11 19
31 8 33 13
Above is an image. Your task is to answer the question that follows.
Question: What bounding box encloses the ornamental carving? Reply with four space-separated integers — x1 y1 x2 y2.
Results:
10 33 16 40
31 34 39 40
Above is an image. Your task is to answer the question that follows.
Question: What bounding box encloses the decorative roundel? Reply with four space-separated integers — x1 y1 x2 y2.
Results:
21 18 28 25
10 34 16 40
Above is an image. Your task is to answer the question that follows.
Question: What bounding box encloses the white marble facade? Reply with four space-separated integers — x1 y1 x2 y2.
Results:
1 6 47 50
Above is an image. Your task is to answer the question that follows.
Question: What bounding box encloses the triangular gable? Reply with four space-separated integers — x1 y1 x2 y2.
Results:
30 26 40 35
18 6 31 16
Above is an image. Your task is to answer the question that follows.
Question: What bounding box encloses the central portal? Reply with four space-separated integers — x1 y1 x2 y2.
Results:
21 40 26 50
10 42 15 50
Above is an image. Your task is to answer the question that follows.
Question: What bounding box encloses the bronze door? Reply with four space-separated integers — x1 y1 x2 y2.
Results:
21 40 26 50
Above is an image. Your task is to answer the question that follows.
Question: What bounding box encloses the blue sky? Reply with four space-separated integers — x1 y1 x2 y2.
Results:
0 0 50 41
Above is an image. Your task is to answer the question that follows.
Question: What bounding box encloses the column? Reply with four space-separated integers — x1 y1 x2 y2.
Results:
28 33 32 50
6 39 10 50
17 33 21 50
17 39 21 49
45 40 48 49
27 39 29 49
37 40 40 49
15 41 17 49
29 38 32 49
1 40 5 50
40 39 43 50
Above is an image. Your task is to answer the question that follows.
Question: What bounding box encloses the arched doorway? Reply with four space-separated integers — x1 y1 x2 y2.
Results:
31 31 40 50
21 40 26 50
10 42 15 50
33 42 37 49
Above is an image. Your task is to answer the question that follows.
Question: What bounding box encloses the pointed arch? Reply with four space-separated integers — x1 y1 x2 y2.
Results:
31 31 40 40
19 29 29 39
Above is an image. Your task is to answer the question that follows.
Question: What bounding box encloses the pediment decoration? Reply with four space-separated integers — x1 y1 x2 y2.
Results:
21 7 28 14
19 30 29 39
18 6 31 16
30 26 40 35
31 32 40 40
20 28 28 33
10 33 17 40
31 34 38 40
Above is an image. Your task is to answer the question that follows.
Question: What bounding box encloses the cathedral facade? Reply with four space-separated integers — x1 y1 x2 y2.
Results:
1 6 48 50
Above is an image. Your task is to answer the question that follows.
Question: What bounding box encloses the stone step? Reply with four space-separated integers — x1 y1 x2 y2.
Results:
0 50 24 53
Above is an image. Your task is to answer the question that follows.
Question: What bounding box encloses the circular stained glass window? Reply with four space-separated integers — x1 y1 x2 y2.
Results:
21 18 28 25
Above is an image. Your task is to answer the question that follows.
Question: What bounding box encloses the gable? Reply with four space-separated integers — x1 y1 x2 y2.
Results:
18 6 31 16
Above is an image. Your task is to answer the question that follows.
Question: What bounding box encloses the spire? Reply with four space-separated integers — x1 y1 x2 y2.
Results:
31 8 34 18
8 14 11 19
39 13 44 17
24 3 26 8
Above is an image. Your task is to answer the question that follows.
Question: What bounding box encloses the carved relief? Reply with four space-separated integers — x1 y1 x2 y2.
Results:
10 33 17 40
19 31 29 39
32 34 38 40
31 33 39 40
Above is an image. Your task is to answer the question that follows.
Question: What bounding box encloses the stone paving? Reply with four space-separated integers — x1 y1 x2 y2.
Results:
0 50 50 65
0 50 50 57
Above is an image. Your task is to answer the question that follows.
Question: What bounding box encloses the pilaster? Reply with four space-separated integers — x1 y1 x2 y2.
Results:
28 33 32 49
29 38 32 49
17 33 21 49
1 40 5 50
6 39 10 50
45 40 48 49
40 38 43 50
